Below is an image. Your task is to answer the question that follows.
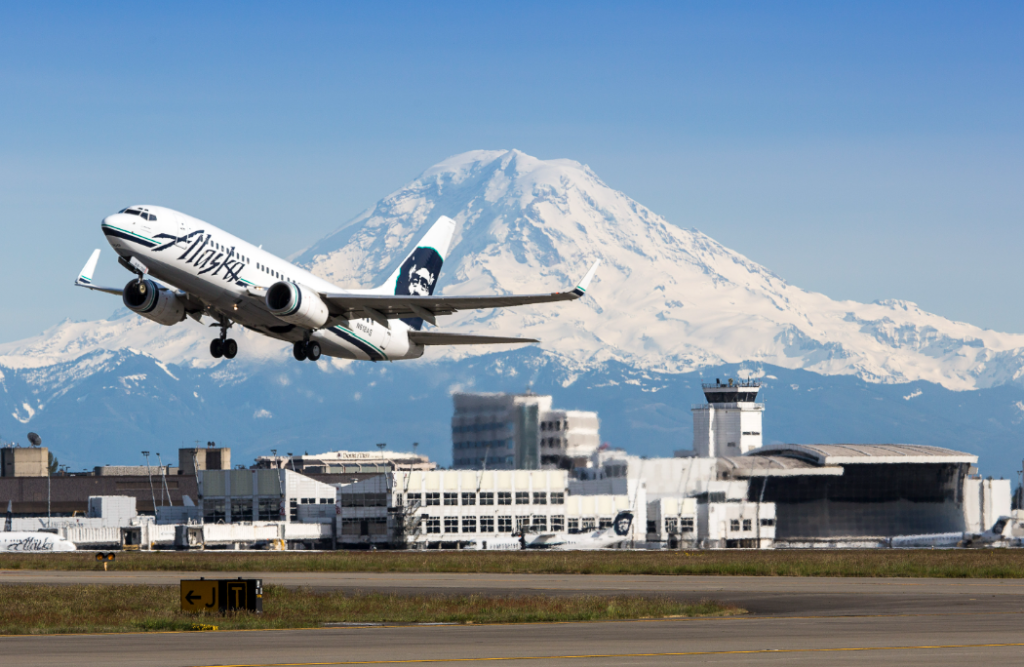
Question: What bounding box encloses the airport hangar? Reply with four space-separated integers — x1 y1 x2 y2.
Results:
716 443 991 541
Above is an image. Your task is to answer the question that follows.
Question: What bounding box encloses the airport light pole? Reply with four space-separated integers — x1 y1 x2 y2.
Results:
142 451 157 515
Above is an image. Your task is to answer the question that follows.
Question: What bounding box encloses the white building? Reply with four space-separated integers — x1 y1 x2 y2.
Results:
335 469 642 547
691 379 764 457
198 469 336 524
451 392 600 470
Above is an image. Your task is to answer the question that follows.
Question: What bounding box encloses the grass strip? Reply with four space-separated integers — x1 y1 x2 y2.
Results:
0 584 740 635
3 549 1024 578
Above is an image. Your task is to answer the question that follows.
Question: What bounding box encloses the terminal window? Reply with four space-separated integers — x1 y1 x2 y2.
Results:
581 518 596 532
551 515 565 531
425 516 440 534
479 492 494 505
681 517 694 532
232 500 253 522
598 517 613 529
444 516 458 532
730 519 740 531
532 515 547 531
424 492 440 506
515 492 529 505
533 492 547 505
568 518 580 533
760 518 775 527
480 516 494 532
257 499 280 521
516 516 530 532
549 492 564 505
462 516 477 533
665 518 678 535
444 493 458 506
743 519 752 532
498 516 513 532
498 492 512 505
462 492 476 505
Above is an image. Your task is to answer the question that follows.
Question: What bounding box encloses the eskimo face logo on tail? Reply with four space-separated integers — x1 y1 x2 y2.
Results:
396 247 443 329
613 511 634 536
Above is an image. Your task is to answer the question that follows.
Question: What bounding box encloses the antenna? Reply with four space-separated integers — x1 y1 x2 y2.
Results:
27 432 41 447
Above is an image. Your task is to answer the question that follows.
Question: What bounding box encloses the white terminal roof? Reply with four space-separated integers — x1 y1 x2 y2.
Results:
750 444 978 466
717 456 844 478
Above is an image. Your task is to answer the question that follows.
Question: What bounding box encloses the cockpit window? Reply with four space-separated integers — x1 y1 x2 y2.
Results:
124 209 141 216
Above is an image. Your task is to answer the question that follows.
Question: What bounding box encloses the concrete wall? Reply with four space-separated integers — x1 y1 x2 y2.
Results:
963 478 1012 533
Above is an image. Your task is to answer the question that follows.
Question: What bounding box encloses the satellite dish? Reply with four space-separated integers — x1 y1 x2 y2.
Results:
27 432 41 447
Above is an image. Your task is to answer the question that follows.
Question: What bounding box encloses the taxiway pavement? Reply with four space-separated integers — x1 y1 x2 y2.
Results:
3 570 1024 665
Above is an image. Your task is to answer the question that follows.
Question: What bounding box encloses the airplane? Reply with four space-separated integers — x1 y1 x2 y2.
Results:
1 501 77 552
75 206 599 362
520 511 635 550
888 516 1015 549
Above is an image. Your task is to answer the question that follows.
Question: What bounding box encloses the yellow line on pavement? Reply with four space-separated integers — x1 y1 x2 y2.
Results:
202 642 1024 666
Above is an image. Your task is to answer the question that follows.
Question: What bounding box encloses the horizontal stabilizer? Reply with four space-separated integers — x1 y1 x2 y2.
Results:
408 331 538 346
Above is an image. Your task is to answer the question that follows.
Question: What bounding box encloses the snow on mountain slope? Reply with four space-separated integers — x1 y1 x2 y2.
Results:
4 149 1024 392
297 149 1024 390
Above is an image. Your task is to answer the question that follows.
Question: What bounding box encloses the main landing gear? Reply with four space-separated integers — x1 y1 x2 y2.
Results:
293 340 321 362
210 321 237 360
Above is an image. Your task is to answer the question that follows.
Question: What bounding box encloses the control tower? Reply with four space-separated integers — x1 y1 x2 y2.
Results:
692 378 764 457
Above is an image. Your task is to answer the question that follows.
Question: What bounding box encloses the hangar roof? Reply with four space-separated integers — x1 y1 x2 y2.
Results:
717 455 844 478
749 444 977 466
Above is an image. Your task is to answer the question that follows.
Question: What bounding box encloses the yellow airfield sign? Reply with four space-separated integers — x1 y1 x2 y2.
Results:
180 578 263 613
180 579 219 612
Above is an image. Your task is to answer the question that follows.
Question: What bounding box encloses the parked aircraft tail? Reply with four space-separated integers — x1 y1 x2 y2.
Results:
612 510 633 537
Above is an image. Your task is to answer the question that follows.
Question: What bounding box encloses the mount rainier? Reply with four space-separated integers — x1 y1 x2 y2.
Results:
2 150 1023 477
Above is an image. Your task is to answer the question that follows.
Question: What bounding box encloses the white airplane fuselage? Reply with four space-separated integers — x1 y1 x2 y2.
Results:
101 206 418 362
0 532 77 552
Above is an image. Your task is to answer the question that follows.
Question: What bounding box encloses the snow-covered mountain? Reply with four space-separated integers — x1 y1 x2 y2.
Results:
8 149 1022 390
3 149 1024 475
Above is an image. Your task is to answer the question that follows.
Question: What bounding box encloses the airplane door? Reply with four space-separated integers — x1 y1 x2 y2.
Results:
382 329 392 350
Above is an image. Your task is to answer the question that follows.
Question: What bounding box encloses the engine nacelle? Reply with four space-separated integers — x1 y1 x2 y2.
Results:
265 281 330 329
122 279 186 326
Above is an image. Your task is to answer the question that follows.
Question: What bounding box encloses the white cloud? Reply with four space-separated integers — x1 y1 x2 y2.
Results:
253 409 273 419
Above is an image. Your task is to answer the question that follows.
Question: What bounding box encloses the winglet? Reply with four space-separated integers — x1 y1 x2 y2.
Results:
572 259 601 296
76 249 101 286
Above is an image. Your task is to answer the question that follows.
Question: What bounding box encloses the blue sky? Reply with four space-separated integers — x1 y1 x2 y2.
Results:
1 2 1022 341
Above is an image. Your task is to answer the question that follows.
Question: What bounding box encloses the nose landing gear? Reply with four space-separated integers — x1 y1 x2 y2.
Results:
293 340 321 362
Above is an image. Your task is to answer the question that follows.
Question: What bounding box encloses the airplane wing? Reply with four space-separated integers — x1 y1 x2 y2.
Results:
74 249 123 295
408 331 538 346
320 260 600 326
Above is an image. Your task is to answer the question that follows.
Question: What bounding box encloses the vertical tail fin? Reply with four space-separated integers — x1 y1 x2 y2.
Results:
377 216 456 330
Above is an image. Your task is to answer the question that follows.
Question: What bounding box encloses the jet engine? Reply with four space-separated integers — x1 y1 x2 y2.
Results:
122 279 186 326
266 281 330 329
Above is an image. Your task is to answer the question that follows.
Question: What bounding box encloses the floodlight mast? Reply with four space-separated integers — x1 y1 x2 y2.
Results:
142 451 157 514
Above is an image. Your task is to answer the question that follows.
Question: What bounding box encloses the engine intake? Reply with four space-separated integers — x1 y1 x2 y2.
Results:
122 279 185 326
266 281 329 330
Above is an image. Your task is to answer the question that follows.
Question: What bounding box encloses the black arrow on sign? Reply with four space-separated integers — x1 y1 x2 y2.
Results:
185 590 201 605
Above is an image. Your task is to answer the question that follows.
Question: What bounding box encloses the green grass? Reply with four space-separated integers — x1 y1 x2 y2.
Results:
3 549 1024 578
0 584 740 635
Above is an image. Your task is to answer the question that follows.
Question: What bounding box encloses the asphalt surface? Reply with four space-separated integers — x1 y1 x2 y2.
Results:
3 570 1024 666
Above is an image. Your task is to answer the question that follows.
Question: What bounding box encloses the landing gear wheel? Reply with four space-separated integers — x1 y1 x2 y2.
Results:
210 339 224 358
293 341 307 361
222 339 238 359
305 341 322 361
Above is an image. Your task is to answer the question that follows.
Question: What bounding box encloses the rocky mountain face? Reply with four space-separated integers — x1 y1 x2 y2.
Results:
2 150 1023 476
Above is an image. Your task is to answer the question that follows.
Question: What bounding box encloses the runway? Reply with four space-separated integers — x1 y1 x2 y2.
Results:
3 570 1024 666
